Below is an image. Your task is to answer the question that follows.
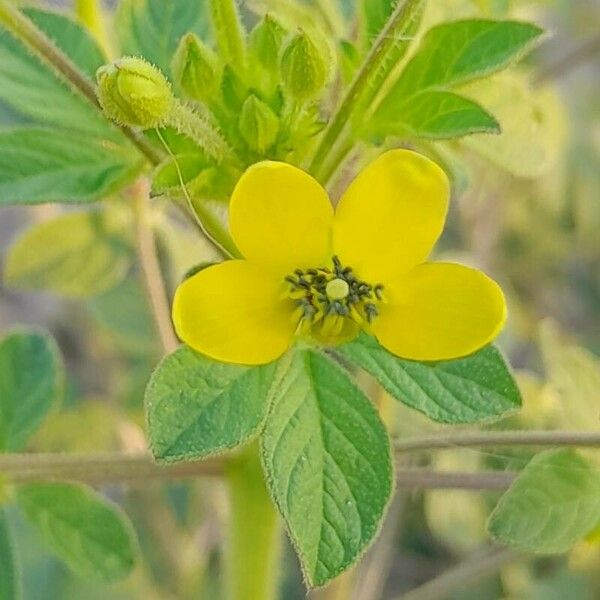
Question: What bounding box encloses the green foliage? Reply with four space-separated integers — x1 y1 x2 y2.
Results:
0 330 63 452
0 510 20 600
146 347 277 461
373 89 499 139
361 0 395 43
261 349 393 587
0 9 112 134
116 0 210 76
0 128 142 205
4 210 132 297
488 450 600 553
370 19 544 140
339 334 521 423
17 483 137 582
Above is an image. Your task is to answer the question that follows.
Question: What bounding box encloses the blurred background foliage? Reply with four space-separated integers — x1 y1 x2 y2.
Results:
0 0 598 598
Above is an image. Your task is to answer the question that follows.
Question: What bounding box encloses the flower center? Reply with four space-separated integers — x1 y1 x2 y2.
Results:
284 256 384 341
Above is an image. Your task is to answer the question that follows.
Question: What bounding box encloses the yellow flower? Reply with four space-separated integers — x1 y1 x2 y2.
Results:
173 149 506 365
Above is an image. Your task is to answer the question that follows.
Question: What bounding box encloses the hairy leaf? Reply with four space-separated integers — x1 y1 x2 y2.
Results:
261 349 393 586
5 210 132 297
0 128 142 205
0 330 63 452
339 334 521 424
146 347 276 461
488 450 600 553
18 483 137 582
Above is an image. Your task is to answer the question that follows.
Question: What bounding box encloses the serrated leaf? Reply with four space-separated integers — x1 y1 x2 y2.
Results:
261 349 393 587
338 334 521 424
395 19 544 95
373 89 500 139
488 450 600 553
0 128 142 205
17 483 137 582
0 330 63 452
5 210 132 297
116 0 210 76
0 9 115 136
0 510 20 600
145 347 276 462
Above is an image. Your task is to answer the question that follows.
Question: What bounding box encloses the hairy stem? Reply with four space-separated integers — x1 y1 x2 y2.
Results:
132 182 180 354
308 0 424 182
225 445 281 600
395 430 600 454
394 547 518 600
0 0 162 165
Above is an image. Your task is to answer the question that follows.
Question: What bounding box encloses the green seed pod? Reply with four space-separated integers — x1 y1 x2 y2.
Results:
96 57 173 128
280 30 328 101
172 33 219 102
239 95 280 153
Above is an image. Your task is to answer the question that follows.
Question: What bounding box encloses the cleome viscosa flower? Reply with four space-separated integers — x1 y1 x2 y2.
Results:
173 149 506 365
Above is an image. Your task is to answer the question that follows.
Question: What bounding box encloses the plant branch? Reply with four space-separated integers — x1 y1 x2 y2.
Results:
132 182 180 354
394 546 519 600
0 452 518 490
0 0 163 165
308 0 424 182
394 430 600 454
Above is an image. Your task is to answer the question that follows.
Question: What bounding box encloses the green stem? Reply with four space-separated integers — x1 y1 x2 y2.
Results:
308 0 425 183
394 430 600 454
209 0 246 68
225 445 281 600
75 0 112 58
0 0 162 165
168 100 233 163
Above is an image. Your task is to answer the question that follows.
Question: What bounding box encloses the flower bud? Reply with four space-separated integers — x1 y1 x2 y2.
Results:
96 57 173 128
239 95 280 153
249 14 286 71
280 30 328 101
172 33 219 102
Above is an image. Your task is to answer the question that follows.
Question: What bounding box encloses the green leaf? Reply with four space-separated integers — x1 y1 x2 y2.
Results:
338 334 521 424
261 349 393 587
145 347 277 462
373 90 500 139
0 330 63 452
4 210 132 297
0 128 142 205
116 0 210 76
361 0 395 43
17 483 137 582
395 19 544 95
488 450 600 553
0 510 20 600
0 9 115 136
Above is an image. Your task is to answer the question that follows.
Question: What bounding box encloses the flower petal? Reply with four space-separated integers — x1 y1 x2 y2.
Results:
333 149 450 283
372 262 506 361
172 260 296 365
229 161 334 275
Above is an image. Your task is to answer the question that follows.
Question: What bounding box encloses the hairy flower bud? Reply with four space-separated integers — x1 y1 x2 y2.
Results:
96 57 173 128
239 95 280 153
172 33 219 102
249 14 286 72
280 30 328 101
